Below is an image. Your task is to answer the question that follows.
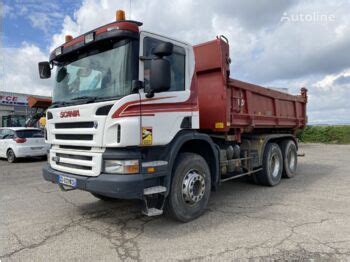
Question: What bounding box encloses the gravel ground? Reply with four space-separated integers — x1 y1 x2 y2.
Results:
0 143 349 261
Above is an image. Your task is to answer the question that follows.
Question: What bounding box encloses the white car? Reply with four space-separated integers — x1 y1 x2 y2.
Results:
0 127 49 163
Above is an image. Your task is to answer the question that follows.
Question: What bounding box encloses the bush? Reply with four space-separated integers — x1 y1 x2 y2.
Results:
297 125 350 144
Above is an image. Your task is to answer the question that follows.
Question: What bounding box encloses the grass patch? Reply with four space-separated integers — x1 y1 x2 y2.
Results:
297 125 350 144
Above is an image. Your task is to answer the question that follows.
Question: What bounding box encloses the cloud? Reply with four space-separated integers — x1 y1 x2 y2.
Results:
310 70 350 113
235 1 350 83
0 3 13 18
1 0 350 124
267 70 350 124
1 43 53 96
28 13 52 33
334 75 350 85
213 0 298 30
3 1 65 35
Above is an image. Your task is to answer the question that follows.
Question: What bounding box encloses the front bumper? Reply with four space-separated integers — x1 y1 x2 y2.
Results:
16 147 48 158
43 164 167 199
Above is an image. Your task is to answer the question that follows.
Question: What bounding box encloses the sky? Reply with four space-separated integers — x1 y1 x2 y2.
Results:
0 0 350 124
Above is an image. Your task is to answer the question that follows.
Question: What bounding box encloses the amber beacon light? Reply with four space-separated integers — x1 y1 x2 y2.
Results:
65 35 73 42
116 10 126 21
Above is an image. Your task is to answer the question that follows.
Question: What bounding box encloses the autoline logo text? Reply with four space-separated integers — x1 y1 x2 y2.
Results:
281 12 335 23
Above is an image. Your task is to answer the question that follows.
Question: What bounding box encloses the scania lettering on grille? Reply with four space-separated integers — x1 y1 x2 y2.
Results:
60 110 80 118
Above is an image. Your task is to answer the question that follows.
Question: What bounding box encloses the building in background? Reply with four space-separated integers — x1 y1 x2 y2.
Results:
0 91 51 127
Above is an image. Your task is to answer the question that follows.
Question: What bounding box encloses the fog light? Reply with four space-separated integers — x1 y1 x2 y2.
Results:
147 167 155 173
104 160 139 174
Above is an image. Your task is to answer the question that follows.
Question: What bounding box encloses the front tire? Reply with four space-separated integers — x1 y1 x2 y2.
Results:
281 140 298 178
166 153 211 222
256 143 283 186
7 149 16 163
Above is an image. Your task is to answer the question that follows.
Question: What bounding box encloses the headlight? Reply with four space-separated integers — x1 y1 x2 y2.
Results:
104 160 139 174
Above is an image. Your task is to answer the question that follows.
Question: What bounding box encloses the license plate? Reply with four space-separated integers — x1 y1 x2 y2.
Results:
58 175 77 187
31 147 43 150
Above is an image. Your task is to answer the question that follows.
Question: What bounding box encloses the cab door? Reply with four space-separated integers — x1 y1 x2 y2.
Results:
138 32 197 146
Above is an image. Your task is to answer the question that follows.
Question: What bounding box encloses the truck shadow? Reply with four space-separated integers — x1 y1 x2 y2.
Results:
71 161 335 242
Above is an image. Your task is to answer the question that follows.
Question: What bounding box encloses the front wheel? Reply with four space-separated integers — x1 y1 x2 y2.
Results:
166 153 211 222
7 149 16 163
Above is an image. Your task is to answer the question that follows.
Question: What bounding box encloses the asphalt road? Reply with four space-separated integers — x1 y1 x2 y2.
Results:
1 143 350 261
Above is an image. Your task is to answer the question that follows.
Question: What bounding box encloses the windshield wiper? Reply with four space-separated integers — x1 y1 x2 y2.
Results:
70 96 99 103
71 96 97 101
50 101 69 108
51 95 125 108
95 95 124 102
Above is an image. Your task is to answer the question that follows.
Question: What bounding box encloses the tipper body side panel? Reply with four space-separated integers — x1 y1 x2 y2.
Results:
194 38 307 133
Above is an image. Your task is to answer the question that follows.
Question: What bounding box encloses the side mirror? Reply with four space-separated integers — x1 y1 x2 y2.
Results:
153 42 173 58
147 58 171 98
131 80 143 93
38 61 51 79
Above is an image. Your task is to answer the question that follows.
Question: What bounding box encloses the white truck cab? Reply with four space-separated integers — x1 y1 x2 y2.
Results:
40 14 205 221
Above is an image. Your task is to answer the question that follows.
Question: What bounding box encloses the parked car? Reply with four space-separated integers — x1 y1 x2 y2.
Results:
0 127 49 163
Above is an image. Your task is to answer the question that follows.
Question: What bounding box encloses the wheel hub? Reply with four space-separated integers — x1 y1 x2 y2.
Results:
8 151 14 161
270 153 280 178
182 169 205 205
288 149 295 170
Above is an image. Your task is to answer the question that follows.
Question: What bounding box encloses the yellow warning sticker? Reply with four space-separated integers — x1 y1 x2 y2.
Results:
215 122 224 129
142 127 153 145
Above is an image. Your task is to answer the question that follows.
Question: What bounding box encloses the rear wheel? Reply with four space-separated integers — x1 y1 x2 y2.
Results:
255 143 283 186
7 149 16 163
281 140 298 178
166 153 211 222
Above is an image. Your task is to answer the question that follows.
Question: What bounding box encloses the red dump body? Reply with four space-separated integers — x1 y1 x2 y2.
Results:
193 38 307 135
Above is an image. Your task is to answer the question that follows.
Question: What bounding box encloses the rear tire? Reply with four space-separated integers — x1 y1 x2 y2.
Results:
166 153 211 222
281 140 298 178
91 193 116 201
255 143 283 186
7 149 16 163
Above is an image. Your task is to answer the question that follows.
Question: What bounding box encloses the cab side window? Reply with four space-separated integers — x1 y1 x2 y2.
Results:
143 37 185 92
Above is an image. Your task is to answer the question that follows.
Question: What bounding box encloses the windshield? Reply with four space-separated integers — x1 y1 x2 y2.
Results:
52 39 138 105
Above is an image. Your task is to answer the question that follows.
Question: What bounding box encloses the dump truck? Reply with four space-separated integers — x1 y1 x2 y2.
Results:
38 10 307 222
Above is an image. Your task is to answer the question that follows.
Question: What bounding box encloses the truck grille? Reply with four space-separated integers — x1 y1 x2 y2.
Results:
50 148 102 176
59 145 92 151
55 122 95 129
50 119 99 146
55 134 93 140
56 162 92 171
56 153 92 161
